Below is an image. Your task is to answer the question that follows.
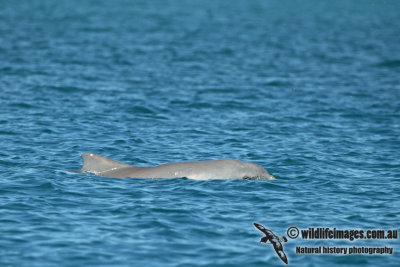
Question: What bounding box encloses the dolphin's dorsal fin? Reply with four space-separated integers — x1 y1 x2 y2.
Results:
81 153 131 174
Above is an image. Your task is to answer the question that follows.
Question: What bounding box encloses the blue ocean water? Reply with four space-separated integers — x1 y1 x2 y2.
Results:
1 0 399 266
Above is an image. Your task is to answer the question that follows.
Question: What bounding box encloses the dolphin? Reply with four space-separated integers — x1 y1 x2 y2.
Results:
70 153 276 180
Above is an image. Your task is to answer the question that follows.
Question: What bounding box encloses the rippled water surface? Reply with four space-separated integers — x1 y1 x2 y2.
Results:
1 0 399 266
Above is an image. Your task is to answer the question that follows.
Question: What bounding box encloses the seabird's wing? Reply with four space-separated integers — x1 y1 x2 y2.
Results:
273 242 288 264
253 222 273 236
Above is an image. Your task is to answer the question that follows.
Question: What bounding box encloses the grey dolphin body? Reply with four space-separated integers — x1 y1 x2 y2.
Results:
72 153 276 180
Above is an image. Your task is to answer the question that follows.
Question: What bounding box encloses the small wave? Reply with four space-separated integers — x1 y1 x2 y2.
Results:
47 85 87 93
376 59 400 68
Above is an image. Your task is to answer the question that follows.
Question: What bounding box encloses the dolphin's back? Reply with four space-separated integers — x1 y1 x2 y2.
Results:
80 153 132 175
73 153 275 180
